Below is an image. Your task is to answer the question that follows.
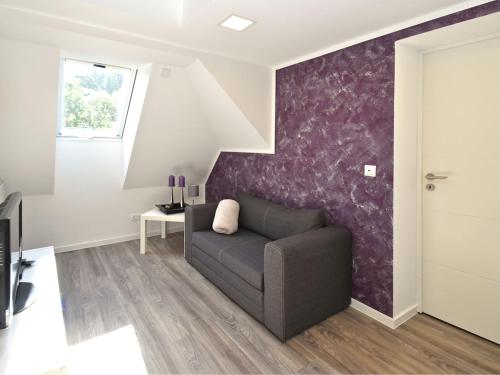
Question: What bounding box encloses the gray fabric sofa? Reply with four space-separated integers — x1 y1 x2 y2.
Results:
184 194 352 341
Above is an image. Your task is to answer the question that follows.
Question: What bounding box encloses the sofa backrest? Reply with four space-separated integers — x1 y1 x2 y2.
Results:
237 193 325 240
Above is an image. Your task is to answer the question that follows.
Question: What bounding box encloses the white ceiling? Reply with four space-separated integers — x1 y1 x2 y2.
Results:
0 0 491 66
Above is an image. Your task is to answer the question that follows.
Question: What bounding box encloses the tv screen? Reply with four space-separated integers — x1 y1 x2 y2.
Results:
0 192 22 329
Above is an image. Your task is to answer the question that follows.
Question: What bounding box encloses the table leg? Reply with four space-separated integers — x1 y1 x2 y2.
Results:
161 221 167 239
140 218 147 254
183 222 186 258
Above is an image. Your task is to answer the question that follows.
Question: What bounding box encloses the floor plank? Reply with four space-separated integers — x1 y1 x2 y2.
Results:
56 233 500 374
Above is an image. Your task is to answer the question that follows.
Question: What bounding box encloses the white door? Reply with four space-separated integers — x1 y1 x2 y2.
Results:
422 37 500 344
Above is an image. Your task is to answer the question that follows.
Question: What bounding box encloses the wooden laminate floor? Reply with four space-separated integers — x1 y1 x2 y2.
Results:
56 233 500 374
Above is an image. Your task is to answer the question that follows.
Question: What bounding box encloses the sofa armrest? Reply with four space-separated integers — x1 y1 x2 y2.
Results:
184 202 218 263
264 226 352 341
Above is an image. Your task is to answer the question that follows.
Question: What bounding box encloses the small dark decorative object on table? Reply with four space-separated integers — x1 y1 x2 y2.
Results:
156 202 189 215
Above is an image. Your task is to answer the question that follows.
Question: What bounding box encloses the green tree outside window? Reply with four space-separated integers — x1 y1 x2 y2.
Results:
63 71 123 129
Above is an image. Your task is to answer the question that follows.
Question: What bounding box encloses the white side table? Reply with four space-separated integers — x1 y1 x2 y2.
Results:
140 208 185 254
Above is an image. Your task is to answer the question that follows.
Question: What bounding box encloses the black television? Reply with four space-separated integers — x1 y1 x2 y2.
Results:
0 192 23 329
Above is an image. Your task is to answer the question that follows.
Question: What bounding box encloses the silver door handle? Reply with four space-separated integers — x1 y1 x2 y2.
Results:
425 173 448 180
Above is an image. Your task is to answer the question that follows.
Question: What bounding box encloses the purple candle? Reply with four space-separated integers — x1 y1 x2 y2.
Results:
168 175 175 187
178 175 185 188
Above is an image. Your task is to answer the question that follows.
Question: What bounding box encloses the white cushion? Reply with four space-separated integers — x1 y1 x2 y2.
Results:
212 199 240 235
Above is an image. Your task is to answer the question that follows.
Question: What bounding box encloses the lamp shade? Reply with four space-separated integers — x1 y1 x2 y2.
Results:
187 184 199 198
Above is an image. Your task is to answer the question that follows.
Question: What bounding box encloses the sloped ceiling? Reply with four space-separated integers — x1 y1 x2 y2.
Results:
122 57 273 189
197 55 273 145
122 64 218 189
122 64 152 182
186 60 269 151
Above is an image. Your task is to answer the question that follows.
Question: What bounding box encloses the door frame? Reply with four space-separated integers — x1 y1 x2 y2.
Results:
392 12 500 321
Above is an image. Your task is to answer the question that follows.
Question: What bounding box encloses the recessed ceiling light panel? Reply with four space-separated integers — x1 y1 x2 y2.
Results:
219 15 255 31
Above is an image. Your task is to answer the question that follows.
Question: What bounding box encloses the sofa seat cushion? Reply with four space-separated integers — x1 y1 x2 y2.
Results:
192 229 270 291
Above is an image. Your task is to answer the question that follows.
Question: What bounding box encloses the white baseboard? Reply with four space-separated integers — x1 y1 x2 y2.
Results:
350 299 418 329
350 298 395 328
393 304 419 328
55 225 183 253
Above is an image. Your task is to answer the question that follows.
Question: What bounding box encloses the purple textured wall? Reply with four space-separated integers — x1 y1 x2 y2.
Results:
206 2 500 317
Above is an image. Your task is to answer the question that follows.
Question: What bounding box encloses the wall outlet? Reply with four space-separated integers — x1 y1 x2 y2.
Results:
130 213 141 222
160 67 171 78
364 165 377 177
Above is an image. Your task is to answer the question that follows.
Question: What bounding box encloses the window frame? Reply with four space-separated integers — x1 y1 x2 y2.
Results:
57 58 137 140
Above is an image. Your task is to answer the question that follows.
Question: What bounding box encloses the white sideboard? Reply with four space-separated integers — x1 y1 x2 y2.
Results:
0 247 68 375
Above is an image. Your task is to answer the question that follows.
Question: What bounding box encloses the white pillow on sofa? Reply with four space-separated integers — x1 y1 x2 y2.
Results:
212 199 240 235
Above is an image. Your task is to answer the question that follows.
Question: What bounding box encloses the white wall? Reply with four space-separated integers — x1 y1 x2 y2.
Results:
0 38 59 195
23 140 195 252
393 43 419 318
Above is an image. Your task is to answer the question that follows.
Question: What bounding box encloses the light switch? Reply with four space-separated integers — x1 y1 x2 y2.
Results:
364 165 376 177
